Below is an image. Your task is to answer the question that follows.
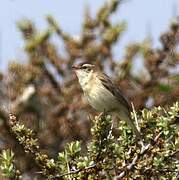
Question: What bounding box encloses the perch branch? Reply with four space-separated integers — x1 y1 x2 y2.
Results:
114 131 162 179
55 164 96 178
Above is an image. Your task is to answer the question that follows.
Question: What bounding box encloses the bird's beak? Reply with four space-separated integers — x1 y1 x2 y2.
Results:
72 65 80 70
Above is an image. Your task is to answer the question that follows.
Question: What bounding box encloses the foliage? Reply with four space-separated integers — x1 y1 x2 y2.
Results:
0 0 179 179
0 149 22 179
1 102 179 179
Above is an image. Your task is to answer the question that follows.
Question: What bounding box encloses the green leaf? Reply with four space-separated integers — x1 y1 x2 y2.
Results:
174 74 179 85
156 83 171 93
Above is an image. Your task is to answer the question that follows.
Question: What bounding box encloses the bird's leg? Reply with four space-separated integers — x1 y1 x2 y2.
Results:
99 109 109 118
103 109 108 116
99 112 105 118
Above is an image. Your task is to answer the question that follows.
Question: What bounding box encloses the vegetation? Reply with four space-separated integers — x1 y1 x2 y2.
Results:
0 0 178 179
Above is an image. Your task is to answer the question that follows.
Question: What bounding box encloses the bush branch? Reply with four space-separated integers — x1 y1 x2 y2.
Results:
115 131 163 179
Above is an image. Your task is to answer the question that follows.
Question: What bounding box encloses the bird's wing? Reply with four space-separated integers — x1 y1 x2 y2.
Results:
97 72 132 112
97 72 141 140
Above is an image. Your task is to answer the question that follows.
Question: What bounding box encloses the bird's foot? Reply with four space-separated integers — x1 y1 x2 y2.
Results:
99 111 109 118
99 112 105 118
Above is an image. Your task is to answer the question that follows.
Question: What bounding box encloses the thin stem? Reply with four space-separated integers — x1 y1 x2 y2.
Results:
114 131 163 179
55 164 96 178
131 102 140 132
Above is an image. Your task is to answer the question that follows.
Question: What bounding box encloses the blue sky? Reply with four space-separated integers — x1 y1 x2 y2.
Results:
0 0 178 70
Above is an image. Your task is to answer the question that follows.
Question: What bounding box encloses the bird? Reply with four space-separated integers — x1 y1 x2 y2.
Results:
72 63 141 140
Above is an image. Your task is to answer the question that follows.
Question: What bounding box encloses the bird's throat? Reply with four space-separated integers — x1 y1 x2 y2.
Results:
76 70 94 92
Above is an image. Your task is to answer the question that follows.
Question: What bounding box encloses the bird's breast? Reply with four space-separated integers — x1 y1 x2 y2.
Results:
83 79 119 112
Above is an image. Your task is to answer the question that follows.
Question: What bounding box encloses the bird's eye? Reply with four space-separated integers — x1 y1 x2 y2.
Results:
82 66 90 71
82 66 87 69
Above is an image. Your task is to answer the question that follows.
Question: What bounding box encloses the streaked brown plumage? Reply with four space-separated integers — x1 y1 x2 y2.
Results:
72 63 141 140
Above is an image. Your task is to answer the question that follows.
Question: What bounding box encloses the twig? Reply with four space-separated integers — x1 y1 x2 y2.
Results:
170 149 179 157
66 156 72 180
131 102 140 132
114 131 162 179
107 121 114 139
55 164 96 178
11 85 35 111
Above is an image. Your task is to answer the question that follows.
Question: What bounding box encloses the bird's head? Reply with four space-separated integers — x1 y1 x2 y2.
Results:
72 63 95 86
